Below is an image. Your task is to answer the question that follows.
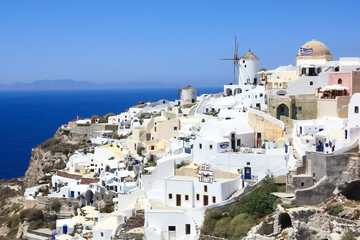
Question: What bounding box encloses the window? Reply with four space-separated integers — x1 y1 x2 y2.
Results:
204 185 208 192
154 127 157 132
212 196 216 203
186 224 191 234
199 144 202 149
310 81 313 86
196 194 200 201
338 78 342 84
209 145 213 149
169 226 176 231
185 195 189 201
151 146 155 150
355 106 359 114
243 60 245 63
296 107 302 114
301 182 304 187
237 139 241 146
260 93 263 97
101 232 104 237
244 65 247 68
168 193 173 200
174 126 177 130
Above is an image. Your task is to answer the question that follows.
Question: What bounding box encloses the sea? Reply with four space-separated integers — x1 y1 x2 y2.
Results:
0 87 223 179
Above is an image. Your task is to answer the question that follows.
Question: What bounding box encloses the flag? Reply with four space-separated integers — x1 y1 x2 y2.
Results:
300 47 313 56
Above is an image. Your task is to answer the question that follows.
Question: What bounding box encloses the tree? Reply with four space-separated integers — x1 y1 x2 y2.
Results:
50 198 62 212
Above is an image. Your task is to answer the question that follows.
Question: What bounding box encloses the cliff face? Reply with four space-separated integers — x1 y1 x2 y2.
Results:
23 128 84 189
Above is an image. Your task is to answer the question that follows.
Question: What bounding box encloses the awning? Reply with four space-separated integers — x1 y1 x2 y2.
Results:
319 85 349 92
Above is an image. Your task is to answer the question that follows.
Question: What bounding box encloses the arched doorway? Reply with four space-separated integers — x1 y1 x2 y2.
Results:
279 213 292 230
342 181 360 200
277 104 289 119
85 190 94 205
226 88 233 96
234 88 242 95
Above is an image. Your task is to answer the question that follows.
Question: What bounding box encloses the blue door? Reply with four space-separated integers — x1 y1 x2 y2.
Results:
63 225 68 234
71 191 74 198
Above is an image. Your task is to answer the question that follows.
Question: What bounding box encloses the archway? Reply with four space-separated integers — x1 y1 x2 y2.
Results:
226 88 233 96
277 104 289 119
279 213 292 230
85 190 94 205
342 181 360 200
234 88 242 95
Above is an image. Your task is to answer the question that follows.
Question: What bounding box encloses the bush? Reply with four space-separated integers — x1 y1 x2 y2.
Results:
328 204 344 216
6 214 19 228
342 231 356 240
20 209 43 222
48 221 56 230
137 145 145 157
202 172 279 239
73 203 80 215
50 199 62 212
230 214 256 239
112 132 121 140
40 138 61 150
212 216 232 238
28 220 44 230
100 203 114 213
244 192 277 217
201 209 223 234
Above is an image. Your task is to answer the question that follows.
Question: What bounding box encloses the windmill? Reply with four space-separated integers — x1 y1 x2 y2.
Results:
221 36 240 83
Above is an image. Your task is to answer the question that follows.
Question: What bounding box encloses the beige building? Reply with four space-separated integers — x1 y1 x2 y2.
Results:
127 111 180 157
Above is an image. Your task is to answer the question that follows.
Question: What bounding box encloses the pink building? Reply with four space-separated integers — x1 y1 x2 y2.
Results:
328 71 360 96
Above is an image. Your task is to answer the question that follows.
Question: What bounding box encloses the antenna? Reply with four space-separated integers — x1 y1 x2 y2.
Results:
221 36 240 83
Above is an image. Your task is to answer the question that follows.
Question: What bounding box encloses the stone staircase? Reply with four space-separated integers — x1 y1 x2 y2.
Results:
284 124 304 193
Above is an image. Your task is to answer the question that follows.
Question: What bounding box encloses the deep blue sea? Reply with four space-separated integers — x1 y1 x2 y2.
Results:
0 87 222 179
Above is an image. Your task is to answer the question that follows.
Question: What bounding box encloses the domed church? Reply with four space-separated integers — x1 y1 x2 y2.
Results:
296 39 333 77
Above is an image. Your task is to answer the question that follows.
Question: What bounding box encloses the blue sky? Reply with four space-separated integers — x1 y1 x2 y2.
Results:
0 0 359 87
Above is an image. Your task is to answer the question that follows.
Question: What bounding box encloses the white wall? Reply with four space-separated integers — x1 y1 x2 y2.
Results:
348 93 360 128
145 210 197 240
194 149 289 180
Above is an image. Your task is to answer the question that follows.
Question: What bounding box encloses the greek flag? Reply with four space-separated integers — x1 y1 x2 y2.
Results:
300 47 313 56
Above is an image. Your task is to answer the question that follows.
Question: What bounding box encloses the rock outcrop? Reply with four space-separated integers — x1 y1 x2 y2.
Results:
245 196 360 240
23 127 83 189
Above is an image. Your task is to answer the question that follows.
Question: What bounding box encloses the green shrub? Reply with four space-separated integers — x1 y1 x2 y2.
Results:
342 231 356 240
73 203 80 215
201 209 223 234
6 214 19 228
100 203 114 213
212 217 232 238
244 192 277 217
48 221 56 230
28 219 44 230
328 204 344 216
202 172 279 239
112 132 121 140
50 199 62 212
20 209 43 222
230 214 256 239
40 138 61 149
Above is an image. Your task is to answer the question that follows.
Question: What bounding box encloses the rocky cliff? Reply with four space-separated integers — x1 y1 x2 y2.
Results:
23 127 85 189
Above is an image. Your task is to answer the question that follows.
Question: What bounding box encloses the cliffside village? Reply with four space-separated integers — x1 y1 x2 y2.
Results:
23 39 360 240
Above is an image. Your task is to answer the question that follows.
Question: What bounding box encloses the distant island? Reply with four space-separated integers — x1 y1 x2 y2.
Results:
0 79 179 91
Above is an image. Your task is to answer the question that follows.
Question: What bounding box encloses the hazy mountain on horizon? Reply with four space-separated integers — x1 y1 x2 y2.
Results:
0 79 180 91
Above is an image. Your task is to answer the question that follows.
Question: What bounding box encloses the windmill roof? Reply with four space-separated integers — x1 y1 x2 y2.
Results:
241 49 259 60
